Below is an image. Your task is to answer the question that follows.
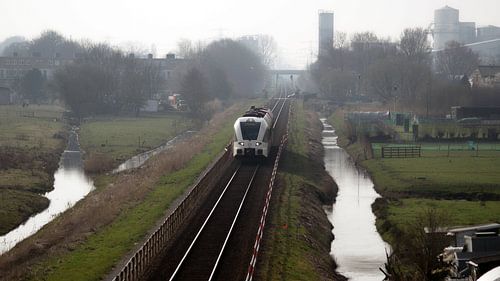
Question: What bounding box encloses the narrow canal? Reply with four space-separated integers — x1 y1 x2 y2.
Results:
321 118 389 281
113 130 196 173
0 128 94 255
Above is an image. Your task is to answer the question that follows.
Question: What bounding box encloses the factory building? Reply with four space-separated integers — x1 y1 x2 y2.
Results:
477 25 500 42
432 6 500 63
318 11 334 57
433 6 461 50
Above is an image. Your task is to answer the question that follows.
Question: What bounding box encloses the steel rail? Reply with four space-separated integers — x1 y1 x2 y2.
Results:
168 164 259 281
168 166 241 281
273 97 287 129
207 165 259 281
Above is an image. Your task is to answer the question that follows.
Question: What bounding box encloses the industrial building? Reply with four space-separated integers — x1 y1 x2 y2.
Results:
318 10 334 57
432 6 500 64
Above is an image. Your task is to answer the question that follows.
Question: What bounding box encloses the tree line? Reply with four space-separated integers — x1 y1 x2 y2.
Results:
309 28 499 115
3 31 269 119
176 39 267 118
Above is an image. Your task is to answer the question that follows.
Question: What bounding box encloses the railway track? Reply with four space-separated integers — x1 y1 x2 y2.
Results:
143 96 289 281
167 164 259 281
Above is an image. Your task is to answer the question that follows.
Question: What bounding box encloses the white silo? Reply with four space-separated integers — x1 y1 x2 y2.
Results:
318 11 334 57
433 6 460 50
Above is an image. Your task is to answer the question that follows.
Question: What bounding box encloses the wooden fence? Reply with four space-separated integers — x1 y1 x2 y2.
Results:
382 145 421 158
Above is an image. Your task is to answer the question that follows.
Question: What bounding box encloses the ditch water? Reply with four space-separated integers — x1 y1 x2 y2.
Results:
0 129 195 255
113 130 197 173
0 127 95 255
321 118 389 281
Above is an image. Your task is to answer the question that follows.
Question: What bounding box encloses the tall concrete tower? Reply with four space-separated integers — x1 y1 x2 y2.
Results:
318 11 334 57
433 6 460 50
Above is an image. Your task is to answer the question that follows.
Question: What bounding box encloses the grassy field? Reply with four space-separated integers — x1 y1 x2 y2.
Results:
79 114 195 166
0 104 67 235
0 105 66 149
26 105 248 281
385 199 500 229
364 148 500 198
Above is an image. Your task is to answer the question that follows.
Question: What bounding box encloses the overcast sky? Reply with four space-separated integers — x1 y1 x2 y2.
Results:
1 0 499 68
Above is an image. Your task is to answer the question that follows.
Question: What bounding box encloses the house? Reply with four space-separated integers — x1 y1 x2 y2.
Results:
472 66 500 88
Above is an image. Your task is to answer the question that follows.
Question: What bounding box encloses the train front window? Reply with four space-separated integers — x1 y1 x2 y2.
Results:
240 122 261 140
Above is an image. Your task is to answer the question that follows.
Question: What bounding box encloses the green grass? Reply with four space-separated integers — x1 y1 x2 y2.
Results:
29 107 246 281
386 199 500 229
257 101 324 281
363 150 500 197
79 115 194 163
0 189 49 235
0 105 66 149
0 169 50 191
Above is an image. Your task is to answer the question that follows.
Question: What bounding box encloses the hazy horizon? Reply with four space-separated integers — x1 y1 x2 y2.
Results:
2 0 500 68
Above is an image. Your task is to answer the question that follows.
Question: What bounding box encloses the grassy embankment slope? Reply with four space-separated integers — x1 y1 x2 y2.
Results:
329 107 500 245
20 103 253 281
256 101 345 281
79 114 194 170
0 105 66 235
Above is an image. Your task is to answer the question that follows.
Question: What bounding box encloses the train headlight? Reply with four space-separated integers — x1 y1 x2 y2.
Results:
238 142 245 146
255 142 262 146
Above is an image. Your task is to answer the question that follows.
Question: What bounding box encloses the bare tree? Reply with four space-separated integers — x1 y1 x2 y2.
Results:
334 31 348 49
404 208 451 281
351 31 379 44
257 35 277 67
399 27 431 64
436 41 480 76
181 67 209 118
366 57 401 102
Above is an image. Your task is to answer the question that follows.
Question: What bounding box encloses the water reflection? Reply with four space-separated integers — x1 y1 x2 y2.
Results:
113 130 196 173
0 128 95 255
321 118 389 281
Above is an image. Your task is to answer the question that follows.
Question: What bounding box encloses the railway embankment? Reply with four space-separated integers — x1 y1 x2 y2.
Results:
255 101 346 281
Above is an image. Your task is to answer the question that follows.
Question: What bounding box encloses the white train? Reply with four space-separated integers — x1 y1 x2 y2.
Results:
233 106 274 157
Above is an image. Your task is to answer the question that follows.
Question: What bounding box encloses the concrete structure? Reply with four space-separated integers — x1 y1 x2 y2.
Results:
432 6 500 50
137 53 185 98
477 25 500 42
460 22 477 44
432 6 500 64
433 6 461 50
465 39 500 63
0 56 72 89
318 10 334 57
